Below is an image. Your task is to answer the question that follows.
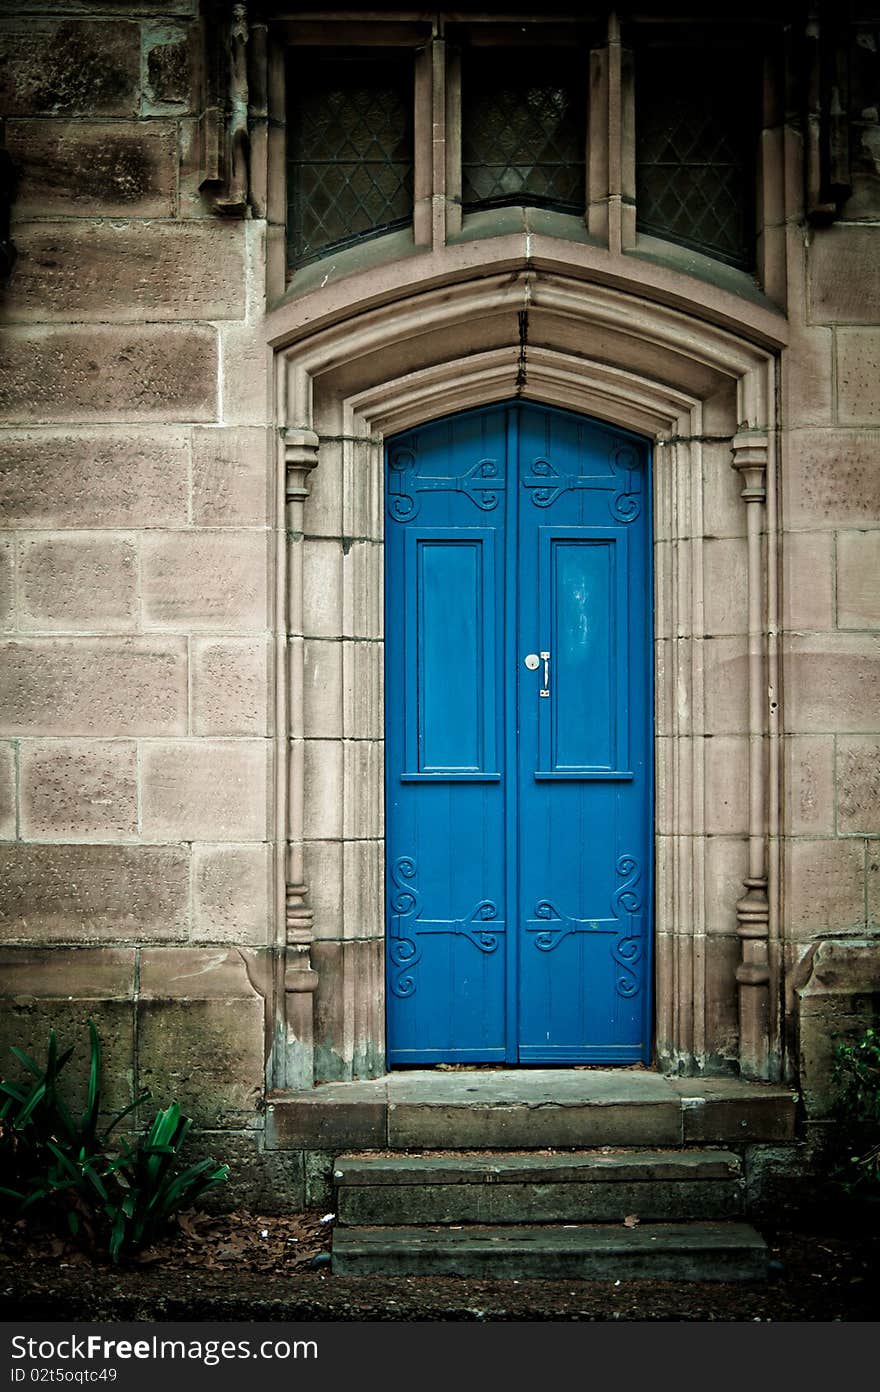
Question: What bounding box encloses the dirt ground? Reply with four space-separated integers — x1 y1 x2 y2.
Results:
1 1209 878 1321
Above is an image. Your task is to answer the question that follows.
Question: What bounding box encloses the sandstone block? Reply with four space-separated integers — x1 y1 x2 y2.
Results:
141 532 268 632
302 539 343 639
20 739 138 840
701 426 745 540
0 429 189 529
781 326 833 428
783 735 835 836
0 637 187 736
302 838 343 939
0 326 218 424
343 436 383 542
143 22 194 110
303 438 343 539
303 739 343 840
702 538 748 637
837 530 880 629
0 743 15 839
703 637 749 735
0 946 134 1001
786 839 866 936
701 934 742 1073
837 737 880 836
0 994 135 1117
343 640 382 739
0 844 189 942
784 634 880 733
311 938 386 1083
870 847 880 929
343 540 382 639
702 836 748 936
781 530 834 630
184 1133 305 1215
4 222 247 324
784 428 880 530
704 737 749 835
192 844 271 944
0 21 140 117
0 945 136 1115
0 537 13 630
797 938 880 1116
138 949 264 1127
809 226 880 325
343 739 383 840
837 329 880 426
303 639 343 738
191 427 271 526
6 121 176 219
343 839 384 940
141 740 269 841
218 323 270 427
191 638 270 736
18 535 138 631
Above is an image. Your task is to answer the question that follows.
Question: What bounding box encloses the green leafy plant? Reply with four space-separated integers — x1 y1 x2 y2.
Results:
0 1020 228 1260
829 1025 880 1196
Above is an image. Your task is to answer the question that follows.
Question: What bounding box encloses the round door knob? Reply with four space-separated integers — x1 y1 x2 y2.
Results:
524 653 540 670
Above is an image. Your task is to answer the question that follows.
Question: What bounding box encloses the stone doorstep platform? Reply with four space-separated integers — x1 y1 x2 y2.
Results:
331 1222 769 1281
266 1070 799 1151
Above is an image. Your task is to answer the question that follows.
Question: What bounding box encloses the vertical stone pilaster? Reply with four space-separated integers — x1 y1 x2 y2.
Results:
588 14 635 254
731 428 772 1081
282 414 320 1089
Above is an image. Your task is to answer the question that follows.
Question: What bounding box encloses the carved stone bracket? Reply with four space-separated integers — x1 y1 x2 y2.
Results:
731 428 772 1081
196 1 252 215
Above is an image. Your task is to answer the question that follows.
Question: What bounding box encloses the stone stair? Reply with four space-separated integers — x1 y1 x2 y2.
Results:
330 1148 770 1280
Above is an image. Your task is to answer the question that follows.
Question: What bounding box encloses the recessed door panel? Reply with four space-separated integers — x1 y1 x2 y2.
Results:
385 401 652 1064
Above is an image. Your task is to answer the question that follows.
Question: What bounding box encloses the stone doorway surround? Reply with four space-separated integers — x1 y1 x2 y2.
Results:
265 241 788 1092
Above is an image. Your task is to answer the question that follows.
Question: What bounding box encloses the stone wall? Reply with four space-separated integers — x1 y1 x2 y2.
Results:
0 1 281 1200
784 214 880 1115
0 2 878 1206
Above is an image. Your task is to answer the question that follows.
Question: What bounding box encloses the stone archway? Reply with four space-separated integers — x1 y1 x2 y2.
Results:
266 260 784 1090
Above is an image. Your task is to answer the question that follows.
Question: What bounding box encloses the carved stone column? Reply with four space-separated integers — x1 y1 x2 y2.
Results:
283 424 320 1089
731 429 771 1081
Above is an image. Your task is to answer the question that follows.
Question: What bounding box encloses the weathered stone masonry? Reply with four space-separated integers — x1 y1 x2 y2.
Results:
0 2 878 1206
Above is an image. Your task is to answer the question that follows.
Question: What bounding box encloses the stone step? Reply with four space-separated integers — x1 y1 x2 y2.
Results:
268 1071 798 1151
331 1221 769 1281
334 1149 744 1225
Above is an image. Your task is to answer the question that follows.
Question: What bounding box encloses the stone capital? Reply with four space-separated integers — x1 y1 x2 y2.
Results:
730 429 768 503
284 427 320 502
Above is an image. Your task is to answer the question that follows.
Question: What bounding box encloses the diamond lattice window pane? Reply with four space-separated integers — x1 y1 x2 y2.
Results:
287 52 414 268
635 42 758 270
461 49 586 215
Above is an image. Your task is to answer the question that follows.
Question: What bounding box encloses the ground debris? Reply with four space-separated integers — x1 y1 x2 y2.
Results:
0 1214 877 1322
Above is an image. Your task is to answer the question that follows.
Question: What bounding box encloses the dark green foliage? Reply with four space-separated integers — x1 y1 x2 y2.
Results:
830 1025 880 1196
0 1020 228 1260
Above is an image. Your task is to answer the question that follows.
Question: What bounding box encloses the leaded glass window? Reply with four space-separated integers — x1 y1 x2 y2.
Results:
287 51 414 268
460 49 586 214
635 40 759 270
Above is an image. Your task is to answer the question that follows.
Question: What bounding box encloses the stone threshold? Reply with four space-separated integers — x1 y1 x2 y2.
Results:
266 1069 799 1151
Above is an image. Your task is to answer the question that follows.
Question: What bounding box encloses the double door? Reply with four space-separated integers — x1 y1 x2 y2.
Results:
385 401 652 1064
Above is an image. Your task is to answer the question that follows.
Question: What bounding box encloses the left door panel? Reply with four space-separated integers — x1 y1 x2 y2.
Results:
385 408 509 1062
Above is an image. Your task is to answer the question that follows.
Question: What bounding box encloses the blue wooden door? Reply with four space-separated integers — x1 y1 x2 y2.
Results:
385 402 652 1065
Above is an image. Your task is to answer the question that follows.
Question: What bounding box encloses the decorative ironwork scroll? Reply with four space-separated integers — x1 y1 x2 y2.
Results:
386 450 504 522
523 447 642 521
526 854 644 997
388 855 505 998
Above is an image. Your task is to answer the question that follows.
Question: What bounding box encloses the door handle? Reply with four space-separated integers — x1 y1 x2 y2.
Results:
540 651 550 698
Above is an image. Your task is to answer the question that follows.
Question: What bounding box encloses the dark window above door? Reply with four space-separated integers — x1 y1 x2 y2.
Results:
286 49 415 267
